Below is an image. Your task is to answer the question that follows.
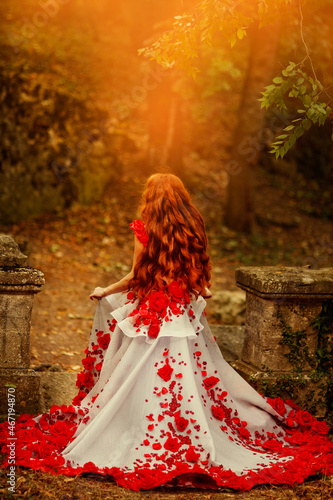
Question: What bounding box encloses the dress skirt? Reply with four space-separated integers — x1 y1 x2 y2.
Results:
1 290 332 491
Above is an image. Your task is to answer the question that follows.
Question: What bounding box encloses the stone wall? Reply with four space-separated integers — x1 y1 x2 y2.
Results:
0 235 44 419
233 266 333 419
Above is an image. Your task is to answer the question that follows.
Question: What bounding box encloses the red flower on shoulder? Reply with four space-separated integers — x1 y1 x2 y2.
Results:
130 220 149 246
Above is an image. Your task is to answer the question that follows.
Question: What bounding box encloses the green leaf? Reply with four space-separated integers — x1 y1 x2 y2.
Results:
302 118 312 130
289 134 297 147
289 88 299 98
273 76 283 84
276 134 288 139
295 126 304 139
300 85 307 95
284 124 295 131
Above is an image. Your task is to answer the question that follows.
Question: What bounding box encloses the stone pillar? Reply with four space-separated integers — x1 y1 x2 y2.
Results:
0 235 44 419
232 266 333 418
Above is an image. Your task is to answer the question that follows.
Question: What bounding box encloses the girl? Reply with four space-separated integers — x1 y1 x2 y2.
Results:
0 173 332 491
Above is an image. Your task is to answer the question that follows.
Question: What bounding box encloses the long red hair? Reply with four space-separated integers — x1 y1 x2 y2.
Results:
128 173 211 298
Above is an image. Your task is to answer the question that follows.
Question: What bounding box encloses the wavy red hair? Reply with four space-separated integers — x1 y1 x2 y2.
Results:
128 173 211 298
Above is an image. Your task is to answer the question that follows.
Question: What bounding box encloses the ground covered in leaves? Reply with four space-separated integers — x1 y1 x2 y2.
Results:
0 466 332 500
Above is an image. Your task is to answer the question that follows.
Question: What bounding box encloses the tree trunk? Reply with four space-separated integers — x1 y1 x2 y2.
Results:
225 22 280 233
146 83 184 174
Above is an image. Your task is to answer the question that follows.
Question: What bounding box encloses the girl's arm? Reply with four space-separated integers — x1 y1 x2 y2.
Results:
90 236 144 300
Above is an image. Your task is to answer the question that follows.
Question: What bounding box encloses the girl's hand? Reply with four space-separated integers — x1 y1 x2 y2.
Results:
202 287 212 299
90 287 106 300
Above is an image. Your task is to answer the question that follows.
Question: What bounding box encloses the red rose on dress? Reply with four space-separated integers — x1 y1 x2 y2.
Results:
175 416 189 432
72 391 86 405
49 421 74 440
36 441 54 458
148 291 169 315
97 333 111 350
148 323 160 338
82 355 96 371
157 362 174 382
203 376 220 390
185 446 201 462
211 405 225 421
263 439 283 452
130 220 149 246
170 301 182 315
164 436 181 452
285 399 301 411
296 410 313 427
311 419 330 435
286 416 295 428
38 416 49 431
76 371 94 388
286 430 308 445
168 281 184 300
44 455 66 467
16 414 32 424
238 426 251 440
129 308 139 317
82 462 99 473
95 362 103 371
267 397 287 416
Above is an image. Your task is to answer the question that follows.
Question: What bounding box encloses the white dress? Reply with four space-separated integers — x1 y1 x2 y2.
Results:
1 285 332 491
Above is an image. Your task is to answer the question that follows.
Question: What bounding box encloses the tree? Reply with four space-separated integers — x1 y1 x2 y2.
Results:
140 0 333 231
225 21 280 232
